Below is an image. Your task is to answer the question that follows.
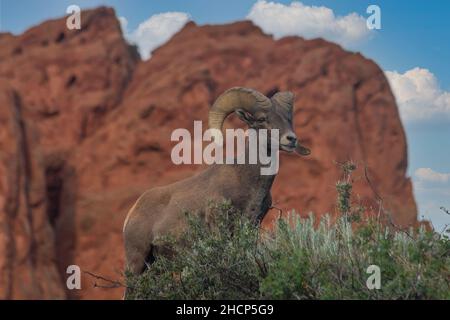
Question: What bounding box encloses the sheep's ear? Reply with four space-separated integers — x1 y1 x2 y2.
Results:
235 108 255 125
295 144 311 156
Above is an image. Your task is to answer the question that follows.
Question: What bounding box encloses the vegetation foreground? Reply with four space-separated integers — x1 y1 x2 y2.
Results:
125 201 449 300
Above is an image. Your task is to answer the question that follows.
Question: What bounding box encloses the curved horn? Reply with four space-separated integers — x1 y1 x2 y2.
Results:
271 91 294 112
208 87 271 130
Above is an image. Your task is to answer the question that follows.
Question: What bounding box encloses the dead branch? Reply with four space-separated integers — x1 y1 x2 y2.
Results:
270 202 284 220
364 164 382 202
84 270 133 290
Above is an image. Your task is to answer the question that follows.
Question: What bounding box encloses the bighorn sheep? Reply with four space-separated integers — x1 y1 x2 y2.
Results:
123 87 310 275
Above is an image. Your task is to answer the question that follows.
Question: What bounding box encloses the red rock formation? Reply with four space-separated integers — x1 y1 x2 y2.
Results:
0 81 65 299
0 7 418 299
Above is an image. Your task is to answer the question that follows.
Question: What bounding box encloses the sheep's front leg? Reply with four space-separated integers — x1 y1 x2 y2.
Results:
257 193 272 223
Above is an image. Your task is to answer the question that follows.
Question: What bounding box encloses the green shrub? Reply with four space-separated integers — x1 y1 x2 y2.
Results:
125 203 449 300
125 201 264 299
260 215 449 299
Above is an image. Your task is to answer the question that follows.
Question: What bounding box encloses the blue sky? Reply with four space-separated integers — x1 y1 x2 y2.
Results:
1 0 449 231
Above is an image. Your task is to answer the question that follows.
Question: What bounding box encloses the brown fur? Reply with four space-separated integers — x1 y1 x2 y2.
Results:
123 160 274 274
123 90 310 277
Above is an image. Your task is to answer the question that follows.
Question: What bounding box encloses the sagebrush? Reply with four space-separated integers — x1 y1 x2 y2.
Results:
125 201 449 300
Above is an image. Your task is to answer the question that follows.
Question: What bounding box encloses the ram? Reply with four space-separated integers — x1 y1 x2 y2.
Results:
123 87 310 275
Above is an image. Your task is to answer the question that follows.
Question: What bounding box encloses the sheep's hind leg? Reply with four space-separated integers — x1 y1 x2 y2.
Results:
123 229 154 298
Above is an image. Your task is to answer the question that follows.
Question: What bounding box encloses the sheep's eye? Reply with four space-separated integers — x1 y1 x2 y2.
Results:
257 117 266 122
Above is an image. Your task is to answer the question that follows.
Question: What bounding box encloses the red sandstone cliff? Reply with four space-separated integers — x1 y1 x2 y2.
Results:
0 7 418 299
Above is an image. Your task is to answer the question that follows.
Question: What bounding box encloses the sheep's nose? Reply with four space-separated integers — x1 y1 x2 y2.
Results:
286 133 297 144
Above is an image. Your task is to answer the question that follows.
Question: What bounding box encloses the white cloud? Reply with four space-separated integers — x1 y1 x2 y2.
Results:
415 168 450 183
122 12 190 60
246 1 371 47
118 16 128 34
385 68 450 123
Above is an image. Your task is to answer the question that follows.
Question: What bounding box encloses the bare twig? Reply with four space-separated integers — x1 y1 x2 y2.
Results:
84 271 133 289
362 163 416 239
440 207 450 216
364 164 383 202
440 223 449 235
387 213 414 240
270 203 284 220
